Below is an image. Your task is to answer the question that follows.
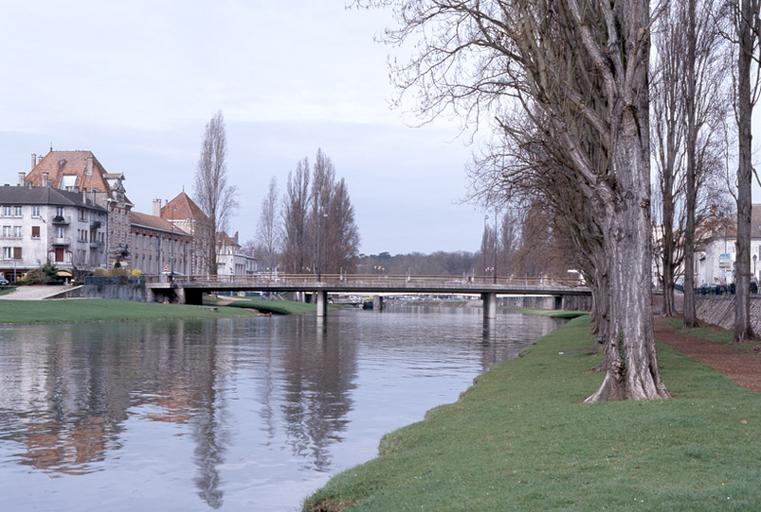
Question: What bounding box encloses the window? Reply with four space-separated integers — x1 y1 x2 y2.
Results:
78 209 86 221
13 247 21 260
31 206 41 217
56 226 64 238
2 226 9 238
56 207 64 217
13 226 21 238
31 226 40 239
13 206 21 217
2 247 10 259
2 206 11 217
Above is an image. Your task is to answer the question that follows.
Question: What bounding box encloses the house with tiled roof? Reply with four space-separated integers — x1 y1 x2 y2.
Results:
22 150 133 268
0 184 107 279
160 192 213 276
129 207 192 275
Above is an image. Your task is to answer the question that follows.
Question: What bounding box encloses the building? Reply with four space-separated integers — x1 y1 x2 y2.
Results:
0 185 108 280
129 209 192 275
687 206 761 287
23 150 133 268
216 231 256 276
160 192 213 276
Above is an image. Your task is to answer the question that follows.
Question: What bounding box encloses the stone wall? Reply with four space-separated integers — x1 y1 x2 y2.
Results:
84 282 146 302
695 296 761 333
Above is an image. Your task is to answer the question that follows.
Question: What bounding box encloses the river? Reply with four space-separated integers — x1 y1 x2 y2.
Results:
0 306 561 511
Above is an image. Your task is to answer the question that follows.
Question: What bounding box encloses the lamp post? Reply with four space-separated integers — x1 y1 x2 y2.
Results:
317 209 328 281
493 207 499 284
170 205 176 278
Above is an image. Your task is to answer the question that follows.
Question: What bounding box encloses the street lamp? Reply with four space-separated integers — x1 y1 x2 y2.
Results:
317 209 328 281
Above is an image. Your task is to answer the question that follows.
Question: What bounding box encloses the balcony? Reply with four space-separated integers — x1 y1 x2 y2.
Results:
52 237 71 246
52 215 71 225
89 240 104 249
91 220 102 229
0 234 22 240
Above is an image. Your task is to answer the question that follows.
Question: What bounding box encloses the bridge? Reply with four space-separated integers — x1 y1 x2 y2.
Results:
146 274 591 321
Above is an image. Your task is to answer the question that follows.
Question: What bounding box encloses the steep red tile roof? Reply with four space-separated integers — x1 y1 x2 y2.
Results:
130 211 191 237
161 192 209 223
25 150 111 193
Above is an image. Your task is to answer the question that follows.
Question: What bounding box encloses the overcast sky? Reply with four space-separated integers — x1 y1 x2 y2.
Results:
1 2 759 256
0 1 492 255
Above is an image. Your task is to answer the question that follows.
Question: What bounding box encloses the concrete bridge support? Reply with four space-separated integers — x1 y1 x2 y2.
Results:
316 290 328 318
482 292 497 322
181 288 203 306
373 295 384 312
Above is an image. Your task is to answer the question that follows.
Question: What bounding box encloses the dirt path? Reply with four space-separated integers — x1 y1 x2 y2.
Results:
655 317 761 393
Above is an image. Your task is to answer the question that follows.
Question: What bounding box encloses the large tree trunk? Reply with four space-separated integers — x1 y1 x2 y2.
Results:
735 0 754 342
683 0 698 328
586 107 669 402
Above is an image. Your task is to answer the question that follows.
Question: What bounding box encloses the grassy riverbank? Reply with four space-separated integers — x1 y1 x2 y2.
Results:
518 308 588 319
223 297 316 315
0 299 256 324
305 316 761 511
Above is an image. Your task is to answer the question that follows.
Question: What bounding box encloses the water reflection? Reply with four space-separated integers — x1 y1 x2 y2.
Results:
0 307 559 511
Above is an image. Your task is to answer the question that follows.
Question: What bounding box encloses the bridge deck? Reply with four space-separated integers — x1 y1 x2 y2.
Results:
146 274 591 296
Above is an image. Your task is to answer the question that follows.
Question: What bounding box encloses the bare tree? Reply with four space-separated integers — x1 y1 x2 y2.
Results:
310 149 336 279
365 0 668 400
255 177 281 270
325 178 361 274
194 111 238 276
281 158 311 273
731 0 761 341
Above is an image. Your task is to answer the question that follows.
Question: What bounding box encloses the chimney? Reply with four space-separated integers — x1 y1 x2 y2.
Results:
85 156 93 176
234 231 239 244
17 172 25 186
37 155 42 165
31 153 36 170
42 171 50 187
153 198 162 217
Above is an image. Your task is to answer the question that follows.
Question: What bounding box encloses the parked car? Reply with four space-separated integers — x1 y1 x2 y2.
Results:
0 277 9 286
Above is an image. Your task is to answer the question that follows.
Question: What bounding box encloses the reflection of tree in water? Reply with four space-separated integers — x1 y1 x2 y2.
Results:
280 316 358 472
188 320 229 509
0 320 231 509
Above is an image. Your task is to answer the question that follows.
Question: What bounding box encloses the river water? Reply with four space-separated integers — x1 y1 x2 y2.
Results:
0 306 561 511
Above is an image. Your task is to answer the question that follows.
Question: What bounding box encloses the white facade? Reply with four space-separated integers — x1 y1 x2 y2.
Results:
695 236 761 286
216 232 256 276
0 186 108 280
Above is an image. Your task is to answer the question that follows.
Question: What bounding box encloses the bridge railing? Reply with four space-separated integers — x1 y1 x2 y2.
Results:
144 273 586 289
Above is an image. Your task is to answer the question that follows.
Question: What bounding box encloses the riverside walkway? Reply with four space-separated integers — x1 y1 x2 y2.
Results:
146 274 591 320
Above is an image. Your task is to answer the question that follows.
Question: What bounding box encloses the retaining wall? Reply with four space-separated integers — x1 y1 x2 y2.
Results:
83 282 147 302
695 296 761 333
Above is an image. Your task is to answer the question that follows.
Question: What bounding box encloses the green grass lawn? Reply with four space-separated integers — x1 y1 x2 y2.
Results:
518 308 588 319
0 299 256 324
223 297 317 315
305 316 761 511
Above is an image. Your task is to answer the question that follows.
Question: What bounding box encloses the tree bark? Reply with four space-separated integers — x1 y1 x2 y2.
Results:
585 106 669 402
684 0 698 328
735 0 755 342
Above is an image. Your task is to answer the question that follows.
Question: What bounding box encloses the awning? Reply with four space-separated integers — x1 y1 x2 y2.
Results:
56 270 73 277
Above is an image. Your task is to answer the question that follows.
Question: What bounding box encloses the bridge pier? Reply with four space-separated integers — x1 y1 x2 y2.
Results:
482 292 497 322
373 295 384 312
182 288 203 306
315 290 328 318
